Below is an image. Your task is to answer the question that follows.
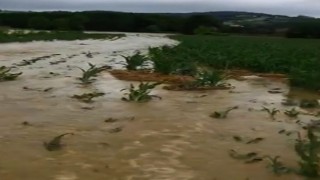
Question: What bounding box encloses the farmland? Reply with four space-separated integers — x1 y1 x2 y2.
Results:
0 32 320 180
150 35 320 90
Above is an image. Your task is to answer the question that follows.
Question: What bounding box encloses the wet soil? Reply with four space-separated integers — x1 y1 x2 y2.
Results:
109 70 194 84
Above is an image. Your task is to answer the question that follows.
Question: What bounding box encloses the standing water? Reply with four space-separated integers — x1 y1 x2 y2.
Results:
0 33 319 180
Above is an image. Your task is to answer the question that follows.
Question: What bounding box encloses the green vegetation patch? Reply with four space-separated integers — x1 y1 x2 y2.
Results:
149 35 320 90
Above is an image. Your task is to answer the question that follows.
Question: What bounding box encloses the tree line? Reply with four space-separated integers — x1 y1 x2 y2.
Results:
1 11 320 38
0 11 221 34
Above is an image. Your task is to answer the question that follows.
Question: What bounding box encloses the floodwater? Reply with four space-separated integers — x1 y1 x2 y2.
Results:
0 33 320 180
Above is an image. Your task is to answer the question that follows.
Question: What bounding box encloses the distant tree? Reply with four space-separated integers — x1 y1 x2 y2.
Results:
182 15 222 34
28 16 51 30
286 18 320 38
53 18 70 30
146 25 160 32
69 15 88 31
133 15 153 31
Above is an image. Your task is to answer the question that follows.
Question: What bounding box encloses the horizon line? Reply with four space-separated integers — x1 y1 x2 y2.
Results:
1 9 317 18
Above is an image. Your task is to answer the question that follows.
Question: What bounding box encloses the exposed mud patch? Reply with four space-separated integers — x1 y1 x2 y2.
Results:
109 69 194 84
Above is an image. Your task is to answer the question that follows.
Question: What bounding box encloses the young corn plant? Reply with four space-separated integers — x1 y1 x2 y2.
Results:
284 108 300 118
176 69 231 90
149 46 176 74
295 127 320 177
121 51 147 70
0 66 22 81
228 149 263 163
44 133 74 151
121 82 161 102
72 92 105 103
194 70 228 87
262 106 280 120
77 63 108 84
265 156 291 175
210 106 238 119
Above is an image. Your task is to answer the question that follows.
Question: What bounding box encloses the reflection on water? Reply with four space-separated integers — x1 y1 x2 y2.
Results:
0 34 319 180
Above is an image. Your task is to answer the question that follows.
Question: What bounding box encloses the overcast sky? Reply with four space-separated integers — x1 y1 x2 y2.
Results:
1 0 320 17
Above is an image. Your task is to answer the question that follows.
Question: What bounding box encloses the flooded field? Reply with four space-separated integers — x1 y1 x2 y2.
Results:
0 33 320 180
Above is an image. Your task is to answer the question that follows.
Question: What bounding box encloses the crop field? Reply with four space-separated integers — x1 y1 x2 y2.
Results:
149 35 320 90
1 32 320 180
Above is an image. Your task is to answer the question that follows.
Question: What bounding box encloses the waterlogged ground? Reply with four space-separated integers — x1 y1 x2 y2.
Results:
0 33 320 180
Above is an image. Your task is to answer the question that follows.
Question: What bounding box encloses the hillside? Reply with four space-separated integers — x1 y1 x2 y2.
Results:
1 10 319 38
160 11 295 25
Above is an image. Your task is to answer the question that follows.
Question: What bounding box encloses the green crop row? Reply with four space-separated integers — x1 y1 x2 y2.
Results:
149 35 320 90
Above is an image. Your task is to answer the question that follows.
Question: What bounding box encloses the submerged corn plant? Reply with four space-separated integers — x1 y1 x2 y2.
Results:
86 52 93 58
265 156 291 175
44 133 74 151
299 99 319 109
121 51 147 70
210 106 238 119
72 92 105 103
262 106 280 120
121 82 161 102
228 149 263 164
284 108 300 118
295 127 320 177
194 69 229 87
77 63 109 84
170 69 231 90
0 66 22 81
172 62 198 76
246 137 265 144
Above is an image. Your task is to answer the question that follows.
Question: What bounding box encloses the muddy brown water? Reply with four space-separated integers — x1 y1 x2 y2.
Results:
0 33 320 180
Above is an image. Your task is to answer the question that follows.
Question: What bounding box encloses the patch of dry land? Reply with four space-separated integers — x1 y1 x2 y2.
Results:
0 32 320 180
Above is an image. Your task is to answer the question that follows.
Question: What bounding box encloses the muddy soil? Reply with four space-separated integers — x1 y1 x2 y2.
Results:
109 70 194 84
0 33 320 180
